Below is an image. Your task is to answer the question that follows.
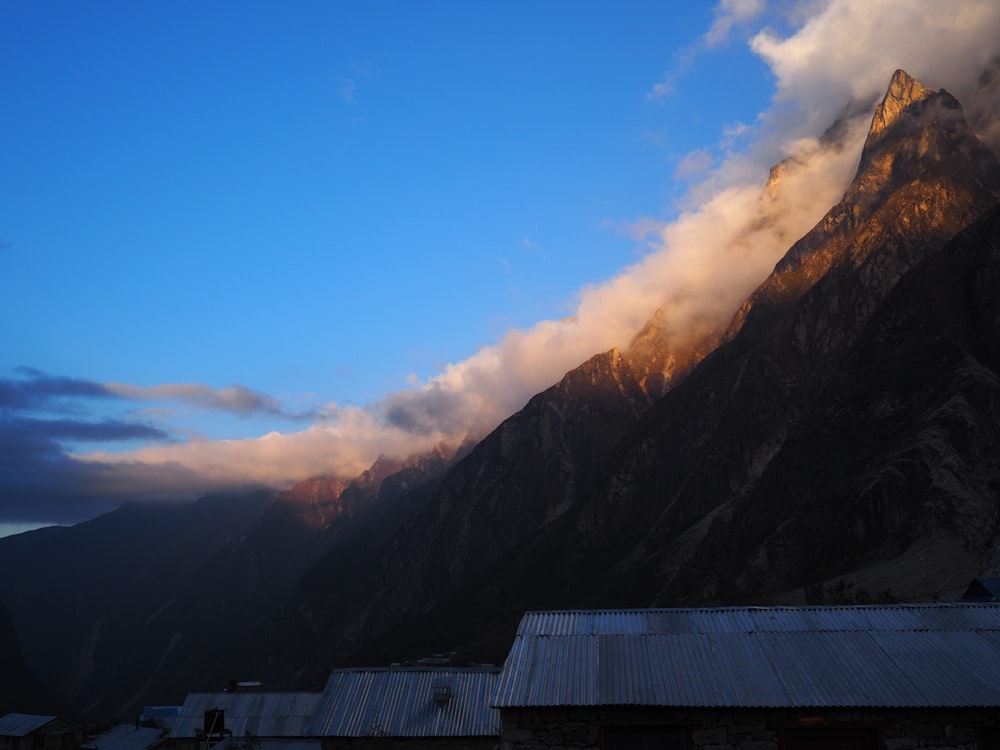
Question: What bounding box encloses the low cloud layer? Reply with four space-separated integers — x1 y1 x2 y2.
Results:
6 0 1000 526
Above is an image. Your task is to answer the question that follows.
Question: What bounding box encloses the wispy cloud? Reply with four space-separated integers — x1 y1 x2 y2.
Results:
104 382 319 420
334 61 375 105
336 76 358 104
674 149 716 182
704 0 768 48
648 0 767 102
0 367 116 410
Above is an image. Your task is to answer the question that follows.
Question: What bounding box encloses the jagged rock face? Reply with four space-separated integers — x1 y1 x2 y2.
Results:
276 445 463 528
568 70 1000 605
623 307 722 399
727 70 999 344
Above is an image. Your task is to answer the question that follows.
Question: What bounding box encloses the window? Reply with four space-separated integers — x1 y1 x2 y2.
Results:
603 725 687 750
31 736 44 750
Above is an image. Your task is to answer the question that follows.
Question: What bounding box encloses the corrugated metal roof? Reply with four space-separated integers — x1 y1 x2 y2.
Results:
310 667 500 737
208 739 321 750
168 693 321 739
83 725 165 750
0 714 57 737
493 604 1000 709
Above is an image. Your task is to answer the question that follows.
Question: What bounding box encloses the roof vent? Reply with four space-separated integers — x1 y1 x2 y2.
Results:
433 683 453 706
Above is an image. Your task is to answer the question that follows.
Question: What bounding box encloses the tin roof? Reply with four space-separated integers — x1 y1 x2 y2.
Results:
207 739 321 750
310 667 501 737
0 714 57 737
169 693 321 739
83 725 164 750
493 604 1000 709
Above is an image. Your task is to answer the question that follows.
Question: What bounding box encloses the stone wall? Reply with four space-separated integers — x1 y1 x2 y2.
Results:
499 707 999 750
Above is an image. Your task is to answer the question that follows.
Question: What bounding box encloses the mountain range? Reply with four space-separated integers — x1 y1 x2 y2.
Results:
2 68 999 720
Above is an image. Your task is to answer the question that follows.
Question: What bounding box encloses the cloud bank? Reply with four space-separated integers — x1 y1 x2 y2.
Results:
7 0 1000 526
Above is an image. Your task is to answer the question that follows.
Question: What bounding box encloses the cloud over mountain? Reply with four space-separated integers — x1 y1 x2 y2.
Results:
7 0 1000 525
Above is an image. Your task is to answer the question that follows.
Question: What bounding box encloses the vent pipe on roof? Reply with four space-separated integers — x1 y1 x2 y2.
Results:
433 684 453 706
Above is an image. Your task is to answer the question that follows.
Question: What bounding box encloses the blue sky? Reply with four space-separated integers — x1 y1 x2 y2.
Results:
3 1 999 534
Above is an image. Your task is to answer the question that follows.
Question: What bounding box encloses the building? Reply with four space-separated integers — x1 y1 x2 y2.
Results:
311 667 500 750
492 604 1000 750
166 692 321 750
0 714 82 750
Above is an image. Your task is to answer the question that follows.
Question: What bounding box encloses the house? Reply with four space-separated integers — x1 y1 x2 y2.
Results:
310 666 500 750
492 604 1000 750
0 714 82 750
165 692 321 750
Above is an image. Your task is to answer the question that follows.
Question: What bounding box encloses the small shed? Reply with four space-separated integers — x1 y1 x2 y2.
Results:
492 604 1000 750
310 667 500 750
0 714 82 750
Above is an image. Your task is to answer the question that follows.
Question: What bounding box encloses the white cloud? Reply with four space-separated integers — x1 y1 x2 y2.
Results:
674 149 716 182
704 0 768 48
751 0 1000 139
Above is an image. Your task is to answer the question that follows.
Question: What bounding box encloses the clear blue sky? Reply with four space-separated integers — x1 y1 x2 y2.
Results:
4 1 996 532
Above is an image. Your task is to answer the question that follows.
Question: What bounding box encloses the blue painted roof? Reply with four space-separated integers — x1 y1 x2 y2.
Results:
83 725 164 750
493 604 1000 709
310 667 501 737
0 715 57 737
169 693 321 739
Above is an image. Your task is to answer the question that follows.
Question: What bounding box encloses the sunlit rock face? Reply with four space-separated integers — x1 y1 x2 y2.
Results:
727 69 999 346
582 69 1000 606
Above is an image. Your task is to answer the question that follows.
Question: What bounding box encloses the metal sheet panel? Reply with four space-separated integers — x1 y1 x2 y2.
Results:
0 714 57 737
494 604 1000 709
83 725 164 750
310 668 500 737
169 693 320 739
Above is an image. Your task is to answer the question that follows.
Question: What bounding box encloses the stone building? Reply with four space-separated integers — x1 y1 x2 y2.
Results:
491 605 1000 750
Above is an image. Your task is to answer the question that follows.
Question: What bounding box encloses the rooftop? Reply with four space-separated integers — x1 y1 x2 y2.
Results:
493 604 1000 709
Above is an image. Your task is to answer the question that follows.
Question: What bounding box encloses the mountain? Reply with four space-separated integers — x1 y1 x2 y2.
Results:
255 69 1000 684
3 69 1000 716
0 442 467 718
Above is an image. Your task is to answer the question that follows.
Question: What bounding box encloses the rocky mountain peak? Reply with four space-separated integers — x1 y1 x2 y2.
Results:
868 69 935 139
